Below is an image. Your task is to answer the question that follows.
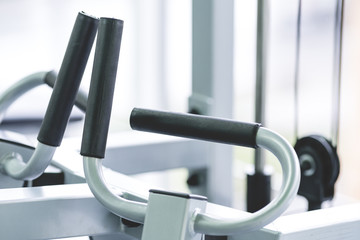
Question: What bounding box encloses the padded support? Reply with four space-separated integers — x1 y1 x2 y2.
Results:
130 108 261 148
81 17 124 158
38 12 98 146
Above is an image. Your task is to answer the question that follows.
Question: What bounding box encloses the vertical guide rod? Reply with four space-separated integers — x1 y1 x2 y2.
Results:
247 0 271 213
254 0 269 173
295 0 344 147
331 0 344 148
294 0 302 142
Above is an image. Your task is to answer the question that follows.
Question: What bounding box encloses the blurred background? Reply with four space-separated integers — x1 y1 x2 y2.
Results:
0 0 359 209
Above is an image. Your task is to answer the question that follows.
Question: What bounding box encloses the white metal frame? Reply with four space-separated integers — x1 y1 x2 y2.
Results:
0 161 359 239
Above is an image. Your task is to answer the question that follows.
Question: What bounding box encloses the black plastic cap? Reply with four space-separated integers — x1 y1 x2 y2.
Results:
80 18 124 159
37 12 99 146
130 108 261 148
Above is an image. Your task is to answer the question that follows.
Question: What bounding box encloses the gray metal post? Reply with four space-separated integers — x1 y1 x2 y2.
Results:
246 0 271 213
189 0 234 206
331 0 344 148
254 0 268 173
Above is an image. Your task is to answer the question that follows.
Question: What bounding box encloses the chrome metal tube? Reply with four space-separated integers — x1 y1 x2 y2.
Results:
254 0 269 173
0 141 56 180
83 157 147 223
193 127 300 235
0 72 47 123
331 0 344 148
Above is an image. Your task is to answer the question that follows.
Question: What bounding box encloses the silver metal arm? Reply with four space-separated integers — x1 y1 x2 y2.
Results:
83 156 147 223
0 71 47 123
0 142 56 180
0 72 56 180
0 12 98 181
0 71 88 124
193 127 300 235
83 126 300 235
0 70 87 181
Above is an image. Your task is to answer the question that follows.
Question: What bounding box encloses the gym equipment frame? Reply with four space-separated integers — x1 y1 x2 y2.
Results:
0 1 359 239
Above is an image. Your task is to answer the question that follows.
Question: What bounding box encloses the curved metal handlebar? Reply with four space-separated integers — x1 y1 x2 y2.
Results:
78 11 300 235
82 109 300 233
84 109 300 235
80 16 149 223
0 70 88 125
83 157 147 223
0 12 98 180
130 108 300 234
195 126 300 235
0 72 47 123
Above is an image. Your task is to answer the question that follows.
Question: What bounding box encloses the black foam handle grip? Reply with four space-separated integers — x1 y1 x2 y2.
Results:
80 18 124 158
37 12 99 146
130 108 261 148
44 70 87 113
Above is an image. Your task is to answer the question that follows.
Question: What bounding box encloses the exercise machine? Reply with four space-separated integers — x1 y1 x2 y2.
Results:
78 17 300 239
0 1 359 239
1 9 301 239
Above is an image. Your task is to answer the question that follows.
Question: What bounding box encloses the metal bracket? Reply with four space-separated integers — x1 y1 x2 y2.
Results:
141 189 207 240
